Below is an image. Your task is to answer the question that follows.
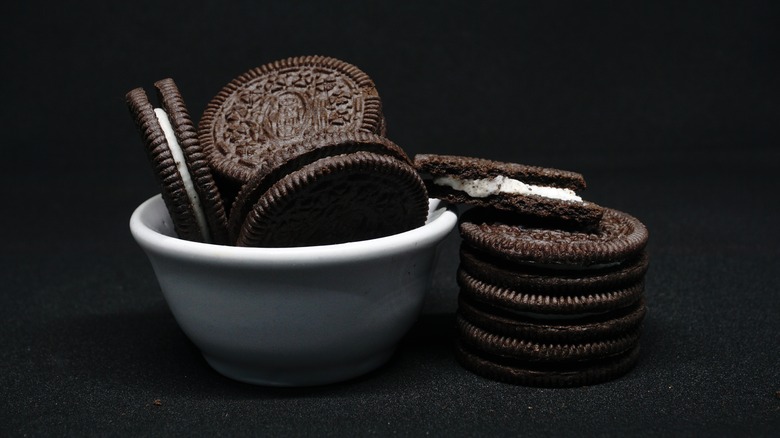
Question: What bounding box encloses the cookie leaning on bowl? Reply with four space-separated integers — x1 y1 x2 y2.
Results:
126 78 229 245
414 154 603 230
413 153 650 386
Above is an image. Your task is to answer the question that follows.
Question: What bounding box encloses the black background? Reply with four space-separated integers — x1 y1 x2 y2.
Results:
2 1 779 435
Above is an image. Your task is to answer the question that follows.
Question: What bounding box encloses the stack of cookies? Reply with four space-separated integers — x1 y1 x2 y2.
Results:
126 56 428 248
415 155 649 387
127 56 650 387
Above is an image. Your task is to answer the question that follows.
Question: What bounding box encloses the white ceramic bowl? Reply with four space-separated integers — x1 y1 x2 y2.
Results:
130 194 457 386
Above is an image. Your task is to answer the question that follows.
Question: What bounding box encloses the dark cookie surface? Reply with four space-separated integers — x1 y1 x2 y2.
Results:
427 186 604 229
457 268 645 315
236 151 428 247
154 79 229 244
457 294 647 342
199 56 386 185
459 207 649 266
414 154 603 229
460 244 649 294
455 341 641 387
126 79 228 244
414 154 587 190
228 131 412 243
456 315 640 363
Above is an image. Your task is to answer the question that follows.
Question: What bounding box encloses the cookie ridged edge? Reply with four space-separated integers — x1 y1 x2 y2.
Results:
455 341 640 387
126 87 203 242
414 154 587 190
198 55 385 184
456 315 640 362
457 295 647 342
236 151 428 247
458 268 644 314
459 207 649 266
153 78 229 245
460 245 650 294
228 131 412 243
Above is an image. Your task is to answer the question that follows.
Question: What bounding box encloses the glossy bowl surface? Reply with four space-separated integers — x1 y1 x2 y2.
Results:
130 194 457 386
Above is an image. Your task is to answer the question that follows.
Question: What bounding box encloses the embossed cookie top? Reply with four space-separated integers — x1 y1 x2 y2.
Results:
199 56 385 183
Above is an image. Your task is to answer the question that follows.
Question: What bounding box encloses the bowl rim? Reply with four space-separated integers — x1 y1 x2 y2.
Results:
130 194 458 266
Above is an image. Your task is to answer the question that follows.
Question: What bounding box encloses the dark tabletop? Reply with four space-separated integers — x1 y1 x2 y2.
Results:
2 1 779 436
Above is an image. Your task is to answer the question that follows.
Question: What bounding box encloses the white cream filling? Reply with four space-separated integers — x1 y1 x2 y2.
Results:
434 175 582 202
154 108 211 243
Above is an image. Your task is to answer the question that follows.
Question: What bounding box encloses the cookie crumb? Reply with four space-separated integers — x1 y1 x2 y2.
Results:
775 390 780 399
153 399 162 406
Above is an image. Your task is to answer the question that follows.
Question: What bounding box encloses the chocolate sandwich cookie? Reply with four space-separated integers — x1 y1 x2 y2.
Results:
456 206 648 324
458 207 648 267
235 146 429 247
459 244 649 294
456 315 641 362
455 340 641 387
227 131 413 243
199 55 387 193
457 269 646 326
454 287 644 387
414 154 603 229
457 294 647 342
453 206 649 386
126 79 229 245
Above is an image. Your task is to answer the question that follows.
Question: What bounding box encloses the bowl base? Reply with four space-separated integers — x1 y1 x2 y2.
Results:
202 348 396 387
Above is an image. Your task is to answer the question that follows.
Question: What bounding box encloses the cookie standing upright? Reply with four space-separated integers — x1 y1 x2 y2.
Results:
242 151 428 247
228 131 426 245
126 78 229 245
198 56 387 200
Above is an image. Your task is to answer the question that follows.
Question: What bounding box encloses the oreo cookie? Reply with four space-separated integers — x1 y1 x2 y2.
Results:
457 268 646 317
459 245 649 294
457 295 647 343
235 145 428 247
456 315 641 363
227 131 414 243
458 207 648 267
126 79 229 245
455 340 641 388
453 206 649 387
414 154 604 229
127 57 430 249
198 55 387 196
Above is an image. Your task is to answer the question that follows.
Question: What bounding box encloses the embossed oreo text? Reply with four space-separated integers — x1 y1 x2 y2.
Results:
214 67 366 167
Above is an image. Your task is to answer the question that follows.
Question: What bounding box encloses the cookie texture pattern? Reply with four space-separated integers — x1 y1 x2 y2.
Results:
200 56 386 184
126 79 228 244
237 151 428 247
453 201 649 386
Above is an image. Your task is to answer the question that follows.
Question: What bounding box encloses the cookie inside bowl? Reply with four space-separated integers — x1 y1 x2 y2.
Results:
130 194 457 386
